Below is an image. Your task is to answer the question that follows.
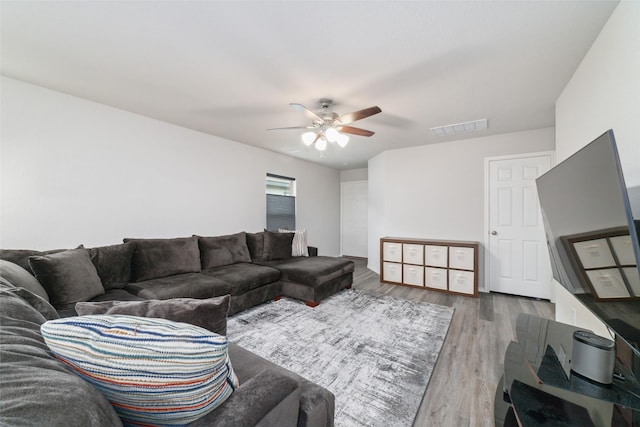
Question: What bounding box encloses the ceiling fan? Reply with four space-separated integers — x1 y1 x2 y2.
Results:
268 99 382 151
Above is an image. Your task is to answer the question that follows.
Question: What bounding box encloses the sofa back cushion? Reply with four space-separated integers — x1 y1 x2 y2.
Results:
0 248 66 275
124 237 201 282
41 315 239 426
278 229 309 257
246 232 265 261
263 231 295 261
87 242 135 290
28 248 105 310
0 280 123 427
0 259 50 302
75 295 230 336
198 232 251 269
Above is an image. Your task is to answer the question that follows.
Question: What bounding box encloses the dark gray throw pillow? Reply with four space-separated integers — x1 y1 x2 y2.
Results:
75 295 230 336
197 232 251 269
28 248 105 309
88 242 135 290
123 237 201 282
263 231 294 261
246 232 265 261
0 259 50 302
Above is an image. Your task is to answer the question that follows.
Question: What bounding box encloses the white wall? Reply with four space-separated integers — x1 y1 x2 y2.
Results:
340 168 368 182
0 77 341 254
368 127 555 288
554 0 640 335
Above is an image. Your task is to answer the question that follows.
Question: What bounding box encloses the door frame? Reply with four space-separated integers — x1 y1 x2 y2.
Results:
483 151 555 294
340 180 368 258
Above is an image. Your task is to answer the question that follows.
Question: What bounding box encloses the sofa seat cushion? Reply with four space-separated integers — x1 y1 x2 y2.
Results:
124 236 201 282
259 256 355 287
90 288 147 302
76 295 230 336
201 263 280 295
57 288 146 318
0 280 123 427
41 315 239 427
124 272 231 300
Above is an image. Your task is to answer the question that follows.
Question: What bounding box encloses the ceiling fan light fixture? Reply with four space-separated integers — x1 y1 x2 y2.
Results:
336 133 349 147
270 100 381 155
301 132 316 146
325 127 339 142
315 137 327 151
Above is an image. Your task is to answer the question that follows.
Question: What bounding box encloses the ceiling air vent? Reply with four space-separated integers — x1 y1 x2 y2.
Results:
430 119 488 137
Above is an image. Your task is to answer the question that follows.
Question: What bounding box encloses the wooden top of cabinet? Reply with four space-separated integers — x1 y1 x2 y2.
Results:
381 237 480 247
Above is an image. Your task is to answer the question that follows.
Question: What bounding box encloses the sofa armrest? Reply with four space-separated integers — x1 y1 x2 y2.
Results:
307 246 318 257
189 368 300 427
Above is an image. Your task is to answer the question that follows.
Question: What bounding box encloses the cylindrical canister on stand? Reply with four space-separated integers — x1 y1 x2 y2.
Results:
571 330 615 384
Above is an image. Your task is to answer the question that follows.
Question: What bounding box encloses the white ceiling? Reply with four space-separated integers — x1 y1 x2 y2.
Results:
1 1 618 170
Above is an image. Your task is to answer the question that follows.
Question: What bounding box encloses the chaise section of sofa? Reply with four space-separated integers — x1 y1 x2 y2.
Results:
247 231 355 307
258 256 354 307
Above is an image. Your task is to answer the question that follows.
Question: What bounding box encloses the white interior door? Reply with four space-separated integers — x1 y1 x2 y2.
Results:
487 153 553 299
341 181 368 257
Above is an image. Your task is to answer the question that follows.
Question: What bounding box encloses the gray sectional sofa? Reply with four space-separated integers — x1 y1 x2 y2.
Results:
1 231 354 316
0 230 354 427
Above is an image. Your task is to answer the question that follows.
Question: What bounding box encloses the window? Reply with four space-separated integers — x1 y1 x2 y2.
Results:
266 174 296 230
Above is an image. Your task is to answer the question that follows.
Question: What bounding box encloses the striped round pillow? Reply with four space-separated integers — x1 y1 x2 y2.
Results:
41 315 239 427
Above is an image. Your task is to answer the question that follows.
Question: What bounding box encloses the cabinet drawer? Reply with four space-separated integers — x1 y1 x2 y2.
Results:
403 265 424 286
383 242 402 263
425 267 447 290
383 262 402 283
449 247 475 270
403 244 424 265
425 245 448 268
449 270 475 294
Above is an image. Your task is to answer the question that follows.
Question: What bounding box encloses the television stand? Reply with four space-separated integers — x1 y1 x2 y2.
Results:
495 313 640 426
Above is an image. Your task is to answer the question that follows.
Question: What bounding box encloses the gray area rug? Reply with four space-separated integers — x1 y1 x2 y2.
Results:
227 289 454 427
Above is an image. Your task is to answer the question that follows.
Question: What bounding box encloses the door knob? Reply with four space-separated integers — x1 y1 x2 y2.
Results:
491 230 498 235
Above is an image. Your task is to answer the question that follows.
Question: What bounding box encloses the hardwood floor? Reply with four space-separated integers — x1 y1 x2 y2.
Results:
348 257 555 427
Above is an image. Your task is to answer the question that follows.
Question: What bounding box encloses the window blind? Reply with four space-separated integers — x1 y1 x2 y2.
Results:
266 194 295 231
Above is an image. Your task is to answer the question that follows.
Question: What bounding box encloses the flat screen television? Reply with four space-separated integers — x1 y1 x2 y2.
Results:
536 129 640 363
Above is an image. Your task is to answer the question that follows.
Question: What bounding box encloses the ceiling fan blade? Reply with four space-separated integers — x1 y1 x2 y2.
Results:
267 126 315 131
290 103 323 121
337 106 382 125
338 126 375 137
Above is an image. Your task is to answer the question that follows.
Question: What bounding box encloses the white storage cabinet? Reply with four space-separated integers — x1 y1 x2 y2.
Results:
380 237 479 297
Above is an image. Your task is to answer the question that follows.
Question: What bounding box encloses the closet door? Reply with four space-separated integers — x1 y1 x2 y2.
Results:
341 181 368 257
